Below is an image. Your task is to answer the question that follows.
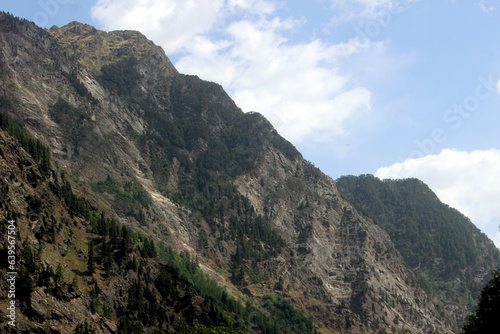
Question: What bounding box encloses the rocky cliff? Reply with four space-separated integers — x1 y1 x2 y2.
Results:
1 12 497 333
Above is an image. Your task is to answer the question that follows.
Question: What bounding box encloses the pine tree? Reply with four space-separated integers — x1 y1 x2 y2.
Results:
72 274 79 291
87 240 95 275
56 263 64 282
461 270 500 334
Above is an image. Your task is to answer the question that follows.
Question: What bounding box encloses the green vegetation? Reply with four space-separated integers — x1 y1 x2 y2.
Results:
50 97 92 150
260 293 316 334
35 175 309 334
52 97 90 121
58 177 91 219
91 175 151 225
61 71 97 103
335 175 500 308
461 270 500 334
87 239 95 275
196 111 300 175
96 57 299 183
175 320 240 334
98 56 141 96
83 208 314 334
168 165 286 268
0 100 51 179
92 175 152 209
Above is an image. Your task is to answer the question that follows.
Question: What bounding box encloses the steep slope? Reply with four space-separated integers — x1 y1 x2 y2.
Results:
0 12 481 333
0 104 316 333
336 175 500 328
0 112 233 333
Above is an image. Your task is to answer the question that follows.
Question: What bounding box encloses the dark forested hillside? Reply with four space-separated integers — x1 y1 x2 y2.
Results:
336 175 500 322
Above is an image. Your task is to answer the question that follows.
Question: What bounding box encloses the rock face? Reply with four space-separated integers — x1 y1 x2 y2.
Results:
0 12 497 333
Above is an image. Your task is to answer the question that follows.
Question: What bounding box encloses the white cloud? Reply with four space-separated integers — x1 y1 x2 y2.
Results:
91 0 281 53
176 17 372 143
92 0 375 144
479 0 495 14
227 0 278 15
375 149 500 247
91 0 225 54
326 0 421 26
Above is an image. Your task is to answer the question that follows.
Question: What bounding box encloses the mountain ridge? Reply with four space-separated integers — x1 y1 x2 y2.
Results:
336 175 500 326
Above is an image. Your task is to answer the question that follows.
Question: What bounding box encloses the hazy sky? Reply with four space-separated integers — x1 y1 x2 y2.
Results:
3 0 500 247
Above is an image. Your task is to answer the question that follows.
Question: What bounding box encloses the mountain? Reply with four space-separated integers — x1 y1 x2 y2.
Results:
336 175 500 327
0 12 498 333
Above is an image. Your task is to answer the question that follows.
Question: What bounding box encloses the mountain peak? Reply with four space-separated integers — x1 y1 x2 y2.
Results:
48 21 177 77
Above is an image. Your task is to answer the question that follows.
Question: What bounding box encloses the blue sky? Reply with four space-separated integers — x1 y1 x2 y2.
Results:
3 0 500 247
